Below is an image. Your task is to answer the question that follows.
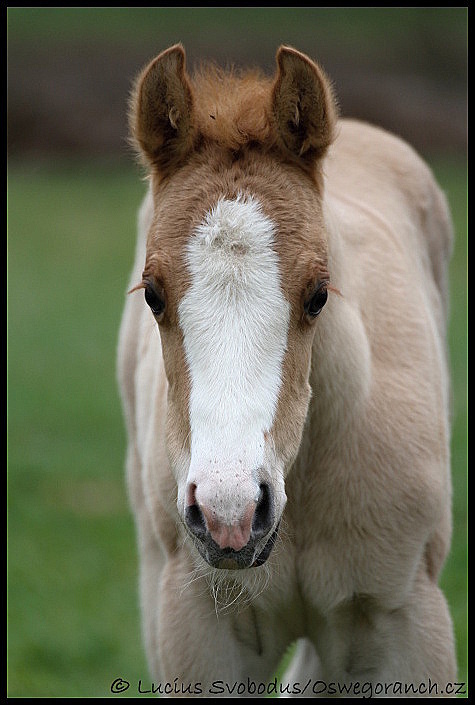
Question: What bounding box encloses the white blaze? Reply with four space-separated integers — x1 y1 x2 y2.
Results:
178 196 289 518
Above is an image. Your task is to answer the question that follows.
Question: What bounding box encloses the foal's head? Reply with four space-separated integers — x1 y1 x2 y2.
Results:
130 45 337 569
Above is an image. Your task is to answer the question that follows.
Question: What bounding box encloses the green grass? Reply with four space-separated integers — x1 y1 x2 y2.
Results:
7 156 467 697
432 157 468 691
7 7 467 74
8 7 466 42
7 162 150 697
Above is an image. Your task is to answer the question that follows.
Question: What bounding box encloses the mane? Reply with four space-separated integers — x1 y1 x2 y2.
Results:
190 63 275 151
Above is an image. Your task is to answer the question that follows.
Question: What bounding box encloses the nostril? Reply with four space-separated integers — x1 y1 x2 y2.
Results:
252 483 274 538
185 502 208 540
186 482 197 507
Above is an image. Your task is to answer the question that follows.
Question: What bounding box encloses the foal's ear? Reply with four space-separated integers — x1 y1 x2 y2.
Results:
272 46 337 167
129 44 195 174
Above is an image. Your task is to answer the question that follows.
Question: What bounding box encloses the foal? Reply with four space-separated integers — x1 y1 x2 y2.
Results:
118 44 456 696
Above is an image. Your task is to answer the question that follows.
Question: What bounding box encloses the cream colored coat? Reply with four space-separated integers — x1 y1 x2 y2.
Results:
118 46 456 698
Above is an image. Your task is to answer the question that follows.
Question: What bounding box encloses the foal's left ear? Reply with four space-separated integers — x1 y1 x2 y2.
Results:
272 46 337 168
129 44 195 175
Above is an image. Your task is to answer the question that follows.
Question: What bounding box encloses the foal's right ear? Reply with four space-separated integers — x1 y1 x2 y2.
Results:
129 44 195 174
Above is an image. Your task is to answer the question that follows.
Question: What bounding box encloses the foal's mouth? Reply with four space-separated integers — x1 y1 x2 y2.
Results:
192 522 280 570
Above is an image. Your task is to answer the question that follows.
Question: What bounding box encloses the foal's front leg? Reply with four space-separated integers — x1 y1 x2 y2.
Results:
314 574 457 698
156 554 286 698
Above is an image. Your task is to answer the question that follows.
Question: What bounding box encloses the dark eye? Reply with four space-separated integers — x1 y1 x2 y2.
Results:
305 284 328 318
144 283 165 317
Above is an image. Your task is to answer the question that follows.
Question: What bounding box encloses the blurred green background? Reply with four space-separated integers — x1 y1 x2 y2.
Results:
7 8 467 698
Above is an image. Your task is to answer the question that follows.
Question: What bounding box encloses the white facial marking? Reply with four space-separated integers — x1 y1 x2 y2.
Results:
178 196 290 519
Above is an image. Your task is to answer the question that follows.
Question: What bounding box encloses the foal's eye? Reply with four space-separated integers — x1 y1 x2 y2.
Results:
305 284 328 318
144 283 165 318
